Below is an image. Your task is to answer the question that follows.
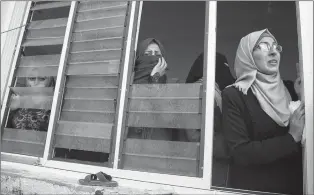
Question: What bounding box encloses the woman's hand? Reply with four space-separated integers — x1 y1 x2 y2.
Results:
151 57 167 77
10 94 21 110
294 77 302 100
289 102 305 142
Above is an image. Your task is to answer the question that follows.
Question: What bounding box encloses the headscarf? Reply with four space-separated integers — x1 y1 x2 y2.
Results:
232 29 291 127
133 38 167 83
186 52 235 111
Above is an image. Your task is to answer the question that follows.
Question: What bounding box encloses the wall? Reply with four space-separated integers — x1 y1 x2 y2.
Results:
1 1 15 54
1 1 28 104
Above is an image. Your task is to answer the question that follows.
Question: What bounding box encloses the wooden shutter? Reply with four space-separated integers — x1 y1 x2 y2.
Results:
52 1 130 163
1 1 71 157
120 83 203 177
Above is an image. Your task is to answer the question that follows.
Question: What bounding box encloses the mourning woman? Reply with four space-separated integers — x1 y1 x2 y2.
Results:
222 29 304 194
127 38 172 140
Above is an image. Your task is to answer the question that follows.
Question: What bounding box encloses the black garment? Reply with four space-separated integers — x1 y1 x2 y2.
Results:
222 86 303 195
283 80 299 101
186 52 235 90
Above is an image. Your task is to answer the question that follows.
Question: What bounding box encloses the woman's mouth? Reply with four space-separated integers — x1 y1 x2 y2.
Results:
268 59 278 65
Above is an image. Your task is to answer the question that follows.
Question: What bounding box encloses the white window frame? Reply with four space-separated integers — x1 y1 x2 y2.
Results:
1 1 312 194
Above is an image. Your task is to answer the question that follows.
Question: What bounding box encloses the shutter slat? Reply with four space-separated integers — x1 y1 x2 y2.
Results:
68 49 122 63
63 99 115 112
67 62 120 75
60 111 115 123
56 121 112 139
124 139 199 159
2 128 46 157
71 37 123 52
131 84 202 98
19 55 60 67
129 99 201 112
25 27 66 39
28 18 68 30
66 75 118 88
54 134 111 153
10 95 53 110
16 66 59 77
122 154 198 177
64 88 117 99
127 112 201 129
22 37 64 47
31 1 71 10
78 2 127 12
76 5 127 22
74 16 125 32
10 87 54 96
72 27 124 41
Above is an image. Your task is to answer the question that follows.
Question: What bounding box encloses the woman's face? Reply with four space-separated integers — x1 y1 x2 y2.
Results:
252 37 281 75
26 77 51 87
144 43 162 57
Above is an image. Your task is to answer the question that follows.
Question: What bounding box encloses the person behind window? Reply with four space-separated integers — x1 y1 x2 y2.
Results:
222 29 303 194
8 76 55 131
128 38 171 140
133 38 168 84
184 52 235 187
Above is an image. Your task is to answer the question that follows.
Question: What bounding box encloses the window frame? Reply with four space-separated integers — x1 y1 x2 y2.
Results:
43 1 217 190
1 1 312 194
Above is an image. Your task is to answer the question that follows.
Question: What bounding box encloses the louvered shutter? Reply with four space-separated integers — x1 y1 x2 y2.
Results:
1 1 71 157
51 2 130 164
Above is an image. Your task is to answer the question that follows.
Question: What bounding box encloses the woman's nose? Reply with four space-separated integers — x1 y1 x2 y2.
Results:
34 78 39 85
268 48 277 56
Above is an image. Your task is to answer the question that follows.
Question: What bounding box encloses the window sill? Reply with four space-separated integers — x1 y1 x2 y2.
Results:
1 160 246 195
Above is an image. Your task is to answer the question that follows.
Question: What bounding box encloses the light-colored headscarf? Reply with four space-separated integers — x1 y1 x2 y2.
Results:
232 29 291 127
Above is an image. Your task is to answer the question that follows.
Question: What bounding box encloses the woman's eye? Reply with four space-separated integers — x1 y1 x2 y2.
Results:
28 77 36 81
38 77 46 81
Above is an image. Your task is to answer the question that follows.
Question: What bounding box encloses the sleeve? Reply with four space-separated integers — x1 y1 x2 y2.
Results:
222 88 300 166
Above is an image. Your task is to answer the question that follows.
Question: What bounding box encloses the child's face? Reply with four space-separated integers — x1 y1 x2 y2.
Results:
26 77 50 87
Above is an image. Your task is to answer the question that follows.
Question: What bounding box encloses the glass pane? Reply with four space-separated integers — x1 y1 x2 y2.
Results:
119 1 206 177
52 1 129 166
213 2 303 195
2 2 70 157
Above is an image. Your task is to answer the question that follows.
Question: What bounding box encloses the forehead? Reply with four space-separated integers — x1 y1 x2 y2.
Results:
145 43 161 51
258 36 276 44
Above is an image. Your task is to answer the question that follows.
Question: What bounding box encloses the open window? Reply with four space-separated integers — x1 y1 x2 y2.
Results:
116 1 207 177
1 1 70 158
2 1 312 194
212 1 306 194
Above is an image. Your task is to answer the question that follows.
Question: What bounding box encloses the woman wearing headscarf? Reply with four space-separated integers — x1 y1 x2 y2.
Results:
133 38 168 84
127 38 172 140
8 76 55 131
184 52 235 187
222 29 304 194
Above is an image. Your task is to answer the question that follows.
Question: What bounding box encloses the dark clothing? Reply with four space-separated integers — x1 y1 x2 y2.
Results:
8 108 50 131
222 86 303 195
133 55 167 84
186 52 235 91
283 80 299 101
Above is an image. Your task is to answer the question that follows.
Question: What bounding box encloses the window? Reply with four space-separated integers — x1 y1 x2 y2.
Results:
1 1 70 157
1 1 312 193
117 1 206 177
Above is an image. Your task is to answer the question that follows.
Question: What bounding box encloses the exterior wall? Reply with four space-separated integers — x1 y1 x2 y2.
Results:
1 1 27 104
